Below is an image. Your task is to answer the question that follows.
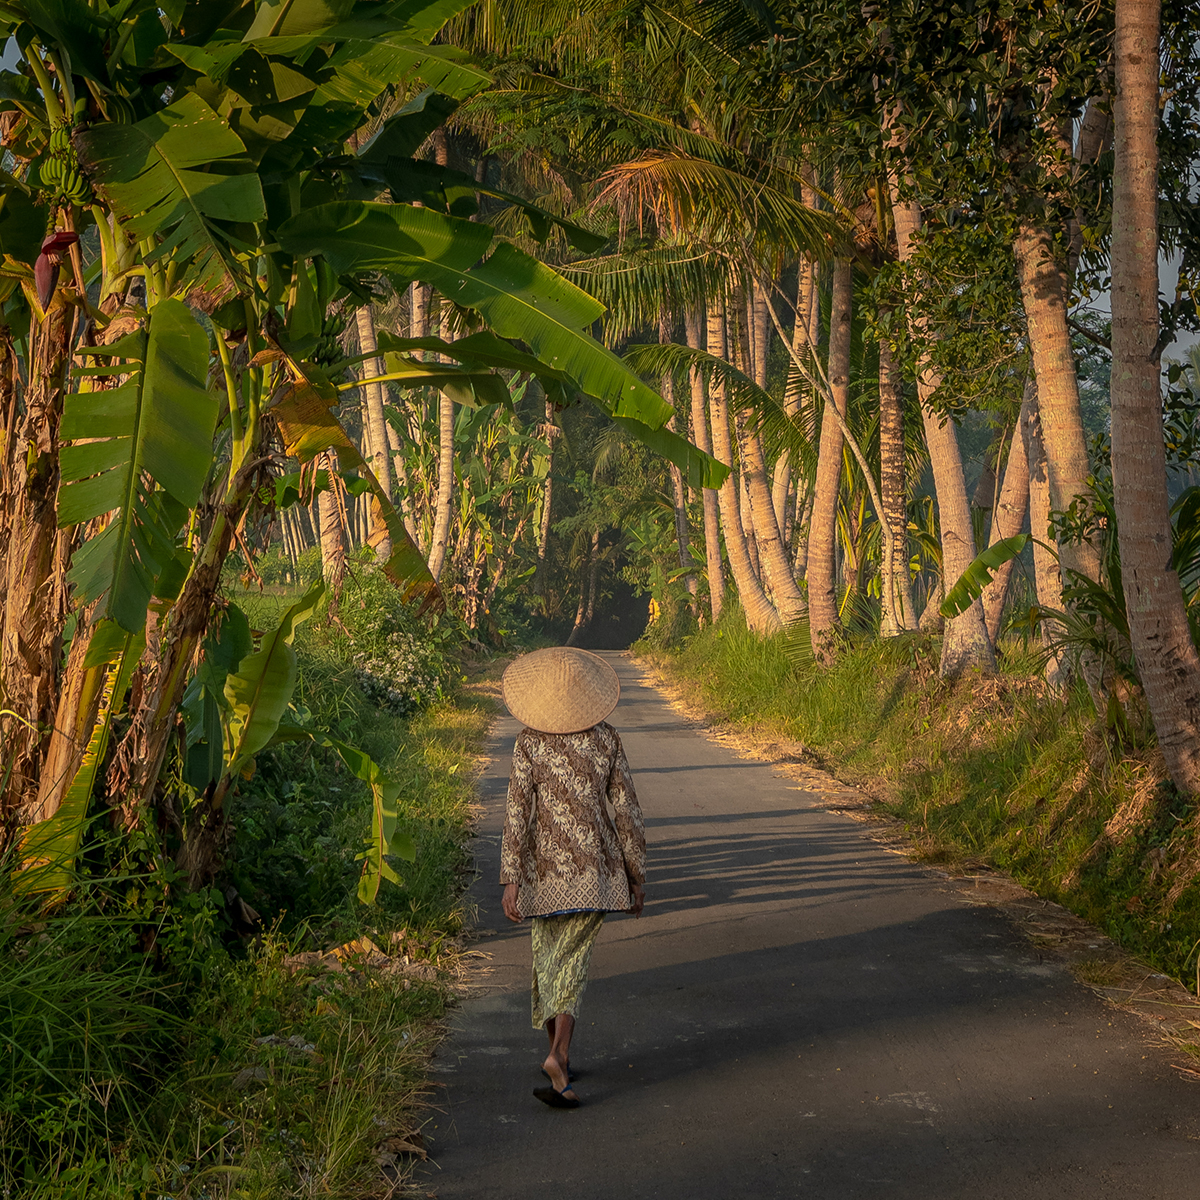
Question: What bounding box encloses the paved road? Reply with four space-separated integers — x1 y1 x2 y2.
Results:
422 655 1198 1199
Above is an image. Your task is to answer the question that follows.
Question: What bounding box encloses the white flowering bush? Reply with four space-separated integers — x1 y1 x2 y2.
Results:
352 630 446 716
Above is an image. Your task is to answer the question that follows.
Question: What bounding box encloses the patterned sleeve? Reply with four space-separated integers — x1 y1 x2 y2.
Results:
500 732 535 885
606 728 646 884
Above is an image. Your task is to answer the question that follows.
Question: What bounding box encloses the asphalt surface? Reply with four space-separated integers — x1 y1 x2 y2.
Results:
421 654 1199 1199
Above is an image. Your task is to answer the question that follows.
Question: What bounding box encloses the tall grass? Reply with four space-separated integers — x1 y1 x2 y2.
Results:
646 615 1200 990
0 893 185 1189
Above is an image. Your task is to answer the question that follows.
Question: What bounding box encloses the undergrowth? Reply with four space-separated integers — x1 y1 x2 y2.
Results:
2 572 500 1198
643 615 1200 993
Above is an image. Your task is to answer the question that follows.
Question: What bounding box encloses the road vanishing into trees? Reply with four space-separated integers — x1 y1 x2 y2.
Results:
423 656 1198 1199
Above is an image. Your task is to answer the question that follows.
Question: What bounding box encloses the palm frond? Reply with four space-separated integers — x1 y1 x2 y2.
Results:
562 244 727 342
594 150 843 261
624 339 817 474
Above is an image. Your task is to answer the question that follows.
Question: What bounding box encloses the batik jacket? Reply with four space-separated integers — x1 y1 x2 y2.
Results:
500 722 646 918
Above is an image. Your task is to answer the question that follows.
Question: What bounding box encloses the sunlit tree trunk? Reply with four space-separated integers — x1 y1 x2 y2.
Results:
878 335 915 635
355 305 392 560
1013 222 1102 594
1111 0 1200 794
384 421 418 542
685 307 725 622
708 293 781 634
727 293 763 585
533 387 557 607
585 528 600 626
426 299 456 582
317 451 347 594
808 259 851 660
740 282 806 623
889 193 996 676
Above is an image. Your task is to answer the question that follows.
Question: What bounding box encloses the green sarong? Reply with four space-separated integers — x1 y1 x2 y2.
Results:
530 911 605 1029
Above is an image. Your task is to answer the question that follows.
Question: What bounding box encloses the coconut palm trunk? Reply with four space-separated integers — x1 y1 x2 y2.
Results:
889 193 996 676
878 335 916 635
1013 222 1102 593
533 388 557 606
708 293 781 634
685 307 725 622
739 281 806 623
354 305 393 560
808 259 852 660
659 314 698 607
564 544 590 647
317 453 347 594
427 302 456 582
981 381 1034 642
1110 0 1200 794
1022 392 1064 668
772 261 819 535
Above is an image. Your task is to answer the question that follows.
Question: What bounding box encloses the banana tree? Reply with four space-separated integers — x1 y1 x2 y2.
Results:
0 0 726 897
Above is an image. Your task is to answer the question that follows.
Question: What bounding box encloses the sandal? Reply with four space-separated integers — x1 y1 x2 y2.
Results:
533 1082 580 1109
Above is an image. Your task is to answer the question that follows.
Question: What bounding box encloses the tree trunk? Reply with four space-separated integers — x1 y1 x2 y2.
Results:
659 314 698 608
533 388 556 606
772 262 819 535
565 539 590 647
1022 389 1065 681
355 305 392 560
728 295 764 586
1069 96 1113 278
1110 0 1200 794
685 305 725 622
708 293 781 634
1 298 73 813
738 284 806 623
981 382 1034 643
1013 222 1102 591
317 453 347 594
890 194 996 677
585 528 600 626
426 303 455 582
808 259 851 661
878 335 915 635
384 421 418 541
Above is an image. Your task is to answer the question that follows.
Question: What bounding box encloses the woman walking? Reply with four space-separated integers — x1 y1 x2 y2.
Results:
500 647 646 1110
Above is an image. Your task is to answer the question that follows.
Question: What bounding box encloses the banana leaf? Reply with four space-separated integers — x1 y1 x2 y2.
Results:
940 534 1029 619
320 737 415 905
223 580 324 780
270 355 442 611
77 93 267 296
58 298 219 633
276 202 674 428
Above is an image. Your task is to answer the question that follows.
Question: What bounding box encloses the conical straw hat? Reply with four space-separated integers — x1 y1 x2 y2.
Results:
501 647 620 734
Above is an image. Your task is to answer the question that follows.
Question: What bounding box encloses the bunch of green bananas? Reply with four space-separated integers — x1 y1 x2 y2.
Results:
313 311 349 366
39 122 91 206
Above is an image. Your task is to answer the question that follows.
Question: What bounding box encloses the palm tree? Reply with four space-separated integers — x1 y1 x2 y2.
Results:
1109 0 1200 795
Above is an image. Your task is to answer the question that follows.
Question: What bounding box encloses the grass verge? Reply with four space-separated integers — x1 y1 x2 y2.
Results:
640 618 1200 994
3 595 502 1199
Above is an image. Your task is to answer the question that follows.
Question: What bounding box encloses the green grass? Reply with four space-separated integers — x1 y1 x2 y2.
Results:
644 615 1200 991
